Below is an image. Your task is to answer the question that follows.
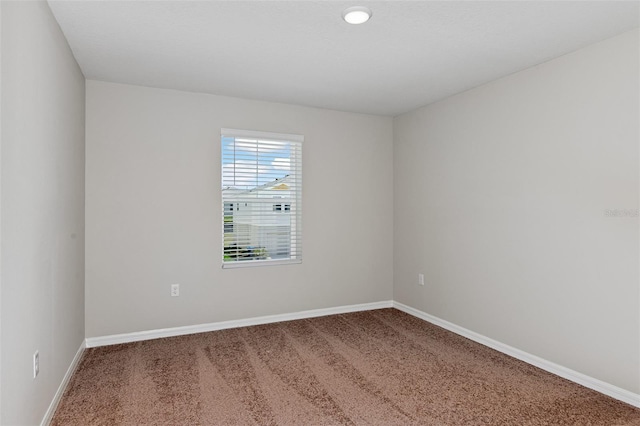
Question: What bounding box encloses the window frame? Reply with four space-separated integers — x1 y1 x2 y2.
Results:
221 128 303 269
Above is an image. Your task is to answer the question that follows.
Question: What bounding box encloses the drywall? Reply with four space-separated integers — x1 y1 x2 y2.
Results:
393 29 639 393
0 2 3 421
85 80 393 338
1 1 85 424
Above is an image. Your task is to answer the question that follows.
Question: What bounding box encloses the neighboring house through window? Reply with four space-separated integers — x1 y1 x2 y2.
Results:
221 128 303 267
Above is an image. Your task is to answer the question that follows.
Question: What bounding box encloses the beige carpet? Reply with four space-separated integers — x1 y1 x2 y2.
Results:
52 309 640 425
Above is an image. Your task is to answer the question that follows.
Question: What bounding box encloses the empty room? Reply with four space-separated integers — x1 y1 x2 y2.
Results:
1 0 639 425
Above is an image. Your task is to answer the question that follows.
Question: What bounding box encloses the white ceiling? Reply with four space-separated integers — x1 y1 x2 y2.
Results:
48 1 639 116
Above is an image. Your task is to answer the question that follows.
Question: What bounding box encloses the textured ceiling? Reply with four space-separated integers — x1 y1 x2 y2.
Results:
48 1 639 116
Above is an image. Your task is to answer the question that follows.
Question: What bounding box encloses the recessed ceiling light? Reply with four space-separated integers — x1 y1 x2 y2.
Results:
342 6 372 25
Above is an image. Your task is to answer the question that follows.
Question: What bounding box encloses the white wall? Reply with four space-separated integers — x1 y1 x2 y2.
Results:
0 2 4 421
85 80 393 338
1 1 85 425
393 29 639 394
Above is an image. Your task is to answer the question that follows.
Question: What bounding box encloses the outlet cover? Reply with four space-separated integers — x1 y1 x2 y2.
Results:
33 351 39 378
171 284 180 297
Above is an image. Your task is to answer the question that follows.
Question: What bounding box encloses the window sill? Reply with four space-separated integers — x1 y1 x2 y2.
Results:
222 258 302 269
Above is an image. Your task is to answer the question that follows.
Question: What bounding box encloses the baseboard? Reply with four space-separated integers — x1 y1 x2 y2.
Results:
40 339 86 426
85 300 394 348
393 301 640 409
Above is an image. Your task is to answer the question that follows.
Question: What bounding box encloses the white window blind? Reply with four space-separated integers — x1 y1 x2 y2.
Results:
221 128 302 268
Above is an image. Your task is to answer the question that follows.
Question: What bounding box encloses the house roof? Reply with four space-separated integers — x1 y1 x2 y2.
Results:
223 175 293 198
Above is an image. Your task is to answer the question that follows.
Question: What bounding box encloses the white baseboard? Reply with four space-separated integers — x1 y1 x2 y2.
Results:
41 340 86 426
85 300 394 348
393 301 640 409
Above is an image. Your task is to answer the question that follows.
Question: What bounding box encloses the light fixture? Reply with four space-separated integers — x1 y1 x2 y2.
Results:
342 6 372 25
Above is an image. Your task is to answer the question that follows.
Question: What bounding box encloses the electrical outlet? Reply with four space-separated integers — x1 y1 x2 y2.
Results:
33 351 39 378
171 284 180 297
418 273 425 286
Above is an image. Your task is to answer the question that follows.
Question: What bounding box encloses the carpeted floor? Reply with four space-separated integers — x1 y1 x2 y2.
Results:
51 309 640 425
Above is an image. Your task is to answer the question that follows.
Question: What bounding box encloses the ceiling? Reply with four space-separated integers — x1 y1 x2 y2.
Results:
47 1 639 116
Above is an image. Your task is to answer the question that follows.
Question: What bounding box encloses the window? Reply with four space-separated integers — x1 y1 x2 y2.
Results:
273 203 291 212
224 203 235 233
221 128 302 268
